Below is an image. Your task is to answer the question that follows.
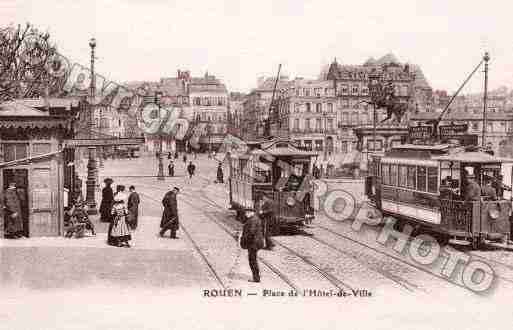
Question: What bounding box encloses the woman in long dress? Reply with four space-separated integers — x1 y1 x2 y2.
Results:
99 178 114 222
110 193 131 247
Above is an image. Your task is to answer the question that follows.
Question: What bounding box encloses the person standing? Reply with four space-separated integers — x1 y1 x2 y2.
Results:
258 194 275 250
240 210 264 283
127 186 140 231
187 161 196 179
108 185 125 245
216 163 224 183
464 175 481 201
160 187 180 238
99 178 114 223
4 182 24 239
183 153 187 164
481 177 498 201
168 161 174 177
110 192 132 247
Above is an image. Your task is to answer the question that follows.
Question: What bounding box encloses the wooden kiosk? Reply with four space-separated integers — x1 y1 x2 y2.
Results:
0 101 75 237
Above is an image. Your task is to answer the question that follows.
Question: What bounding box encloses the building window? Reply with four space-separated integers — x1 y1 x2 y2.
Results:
351 112 358 124
305 118 311 130
327 103 333 113
316 103 322 113
315 140 323 151
501 121 507 131
342 112 349 124
304 89 310 97
304 140 312 150
342 99 349 108
472 122 479 131
352 85 359 95
361 113 369 124
294 119 299 130
294 103 300 113
3 143 28 162
361 87 369 95
324 88 328 95
316 118 322 131
314 88 322 96
327 119 334 131
306 103 311 112
341 85 349 95
367 139 382 152
341 141 348 153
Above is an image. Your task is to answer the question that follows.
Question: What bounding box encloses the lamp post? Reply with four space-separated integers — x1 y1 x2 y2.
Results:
85 38 98 214
368 70 381 156
155 90 165 180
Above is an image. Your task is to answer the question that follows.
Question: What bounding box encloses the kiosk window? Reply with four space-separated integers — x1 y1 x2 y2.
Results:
390 164 398 186
427 167 438 193
417 166 427 192
398 165 407 187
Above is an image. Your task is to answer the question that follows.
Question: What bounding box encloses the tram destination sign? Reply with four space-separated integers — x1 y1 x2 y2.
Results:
409 126 432 139
439 124 468 137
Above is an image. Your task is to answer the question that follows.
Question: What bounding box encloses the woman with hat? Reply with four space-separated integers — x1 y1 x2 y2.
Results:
99 178 114 222
110 191 132 247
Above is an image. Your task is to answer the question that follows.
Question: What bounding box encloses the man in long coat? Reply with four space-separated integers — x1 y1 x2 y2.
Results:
127 186 140 230
216 163 224 183
4 182 23 238
240 211 264 282
160 187 180 238
464 175 481 201
99 178 114 222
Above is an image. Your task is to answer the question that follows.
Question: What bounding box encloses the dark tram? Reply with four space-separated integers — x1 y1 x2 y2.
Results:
227 139 317 232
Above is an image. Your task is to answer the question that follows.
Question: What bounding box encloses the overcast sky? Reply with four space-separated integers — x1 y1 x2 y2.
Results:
3 0 513 94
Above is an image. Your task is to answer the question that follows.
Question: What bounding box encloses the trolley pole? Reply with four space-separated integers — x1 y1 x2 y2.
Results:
482 52 490 147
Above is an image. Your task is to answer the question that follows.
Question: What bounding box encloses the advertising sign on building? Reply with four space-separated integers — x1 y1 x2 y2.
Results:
408 126 432 140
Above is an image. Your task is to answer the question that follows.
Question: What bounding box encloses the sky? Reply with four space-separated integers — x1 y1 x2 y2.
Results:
2 0 513 94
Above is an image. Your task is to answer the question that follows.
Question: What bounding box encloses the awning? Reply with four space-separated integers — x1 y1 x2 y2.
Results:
381 157 438 167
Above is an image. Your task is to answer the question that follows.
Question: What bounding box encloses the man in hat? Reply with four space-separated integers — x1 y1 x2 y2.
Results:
4 182 24 238
464 174 481 201
168 161 175 177
258 193 275 250
160 187 180 238
240 210 264 282
127 186 140 230
187 161 196 179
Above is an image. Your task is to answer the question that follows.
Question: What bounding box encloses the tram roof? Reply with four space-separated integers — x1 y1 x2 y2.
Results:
251 146 319 157
433 151 502 164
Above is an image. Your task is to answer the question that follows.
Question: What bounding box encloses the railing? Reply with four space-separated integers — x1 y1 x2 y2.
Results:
440 199 474 233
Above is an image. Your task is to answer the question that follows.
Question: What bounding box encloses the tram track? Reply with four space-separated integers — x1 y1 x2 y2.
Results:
133 180 350 292
133 183 301 291
137 191 227 290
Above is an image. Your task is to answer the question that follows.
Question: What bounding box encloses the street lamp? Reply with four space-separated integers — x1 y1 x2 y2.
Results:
85 37 98 214
155 90 165 180
368 70 382 156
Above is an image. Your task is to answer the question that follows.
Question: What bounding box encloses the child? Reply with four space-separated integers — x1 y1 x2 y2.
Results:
110 193 132 247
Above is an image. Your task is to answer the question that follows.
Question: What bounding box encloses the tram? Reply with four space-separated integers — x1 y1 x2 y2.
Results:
365 142 512 249
227 138 317 233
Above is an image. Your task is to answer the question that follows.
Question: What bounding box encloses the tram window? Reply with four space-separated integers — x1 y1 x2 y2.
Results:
427 167 438 193
390 164 398 186
407 166 416 189
417 166 427 192
381 164 389 185
398 165 407 187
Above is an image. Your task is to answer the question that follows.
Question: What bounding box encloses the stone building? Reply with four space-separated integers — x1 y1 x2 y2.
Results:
228 92 245 138
188 72 229 151
324 54 431 154
242 76 290 140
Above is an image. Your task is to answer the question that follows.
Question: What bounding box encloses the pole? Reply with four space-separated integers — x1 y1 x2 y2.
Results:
482 52 490 147
85 38 98 214
323 111 327 161
157 93 165 180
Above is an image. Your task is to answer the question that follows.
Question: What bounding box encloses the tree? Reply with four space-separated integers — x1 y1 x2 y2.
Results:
0 23 64 101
